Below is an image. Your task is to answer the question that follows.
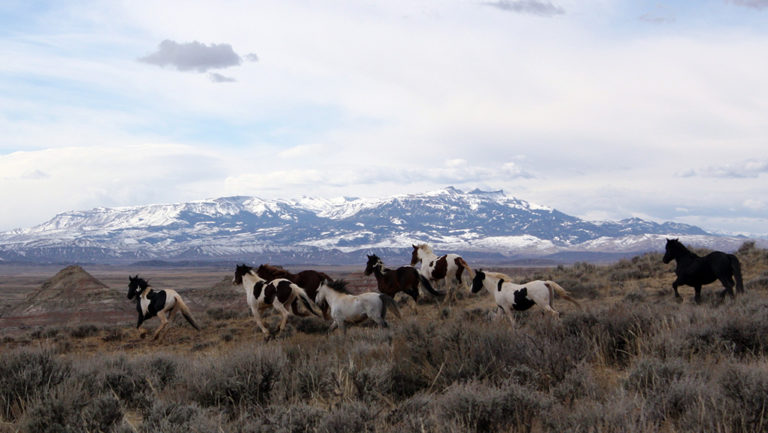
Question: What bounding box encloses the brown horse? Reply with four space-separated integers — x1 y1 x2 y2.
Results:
257 264 332 318
364 254 443 305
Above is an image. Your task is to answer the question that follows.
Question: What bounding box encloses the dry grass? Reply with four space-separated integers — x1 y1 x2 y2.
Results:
1 242 767 432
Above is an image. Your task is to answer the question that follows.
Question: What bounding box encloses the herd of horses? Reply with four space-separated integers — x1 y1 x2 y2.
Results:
126 239 746 341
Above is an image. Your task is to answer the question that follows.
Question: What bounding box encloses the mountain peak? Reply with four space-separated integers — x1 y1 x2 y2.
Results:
0 188 728 264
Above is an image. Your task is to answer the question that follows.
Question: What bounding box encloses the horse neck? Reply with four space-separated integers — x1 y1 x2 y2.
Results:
320 286 344 305
242 273 263 291
480 274 500 293
372 263 388 279
673 246 698 264
419 248 438 263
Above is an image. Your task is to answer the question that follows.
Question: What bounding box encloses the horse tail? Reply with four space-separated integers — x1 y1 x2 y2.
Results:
456 257 475 279
294 285 322 317
730 255 744 293
176 296 201 331
545 281 582 309
379 294 402 319
419 274 444 297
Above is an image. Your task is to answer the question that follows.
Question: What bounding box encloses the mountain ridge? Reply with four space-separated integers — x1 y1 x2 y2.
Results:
0 187 757 265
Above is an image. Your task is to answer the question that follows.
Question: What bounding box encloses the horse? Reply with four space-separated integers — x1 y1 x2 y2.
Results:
410 243 474 303
233 264 322 337
316 279 401 334
662 238 744 303
126 275 200 340
256 263 332 318
364 254 443 306
471 269 581 325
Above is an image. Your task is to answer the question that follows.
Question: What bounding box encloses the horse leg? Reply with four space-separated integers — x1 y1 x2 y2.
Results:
718 276 736 299
672 281 682 300
274 303 290 336
161 307 179 339
152 311 168 340
694 286 702 304
372 316 388 328
500 305 516 326
328 320 339 334
541 303 560 318
252 307 270 336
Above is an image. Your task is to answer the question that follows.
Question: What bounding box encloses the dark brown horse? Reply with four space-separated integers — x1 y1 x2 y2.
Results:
257 264 332 317
364 254 443 303
663 238 744 303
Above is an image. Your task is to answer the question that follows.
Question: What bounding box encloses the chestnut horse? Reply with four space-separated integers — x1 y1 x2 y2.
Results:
364 254 443 305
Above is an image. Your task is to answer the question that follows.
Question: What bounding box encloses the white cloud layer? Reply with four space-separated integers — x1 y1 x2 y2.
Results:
0 0 767 237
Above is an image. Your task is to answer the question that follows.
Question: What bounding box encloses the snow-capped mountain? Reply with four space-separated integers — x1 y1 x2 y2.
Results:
0 187 754 264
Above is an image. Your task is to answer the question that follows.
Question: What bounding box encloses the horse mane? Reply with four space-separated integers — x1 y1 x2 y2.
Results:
325 279 351 294
258 264 295 279
668 238 695 257
484 271 513 282
415 243 433 254
132 275 150 289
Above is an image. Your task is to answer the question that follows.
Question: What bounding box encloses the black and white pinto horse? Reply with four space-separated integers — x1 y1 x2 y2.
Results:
471 270 581 325
126 275 200 340
410 243 474 303
233 264 322 337
316 279 401 334
663 238 744 303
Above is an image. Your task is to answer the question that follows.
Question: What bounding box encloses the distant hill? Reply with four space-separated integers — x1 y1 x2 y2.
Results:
0 265 133 329
0 187 759 265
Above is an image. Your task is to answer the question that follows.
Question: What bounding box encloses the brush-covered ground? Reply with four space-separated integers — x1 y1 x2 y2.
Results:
1 242 768 433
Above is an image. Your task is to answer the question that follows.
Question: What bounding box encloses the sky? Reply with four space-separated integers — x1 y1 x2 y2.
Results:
0 0 767 236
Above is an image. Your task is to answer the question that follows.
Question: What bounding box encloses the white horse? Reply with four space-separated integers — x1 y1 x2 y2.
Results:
471 269 581 325
233 264 321 337
410 243 474 303
127 275 200 340
316 279 401 334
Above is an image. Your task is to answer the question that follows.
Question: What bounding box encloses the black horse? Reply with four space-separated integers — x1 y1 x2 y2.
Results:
662 238 744 303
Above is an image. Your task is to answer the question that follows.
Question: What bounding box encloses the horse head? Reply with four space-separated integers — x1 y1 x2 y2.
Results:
662 238 681 264
233 264 253 285
471 269 486 293
410 245 421 266
127 275 147 300
364 254 381 276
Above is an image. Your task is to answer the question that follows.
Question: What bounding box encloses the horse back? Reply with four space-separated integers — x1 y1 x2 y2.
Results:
296 270 329 296
264 279 296 305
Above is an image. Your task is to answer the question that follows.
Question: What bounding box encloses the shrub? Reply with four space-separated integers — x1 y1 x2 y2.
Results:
70 324 100 339
0 348 70 421
21 384 122 433
720 363 768 432
187 346 288 415
624 357 687 395
319 401 374 433
140 400 220 433
437 381 548 433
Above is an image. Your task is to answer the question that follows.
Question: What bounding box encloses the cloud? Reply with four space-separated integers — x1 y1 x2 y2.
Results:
679 159 768 178
638 13 676 24
208 72 236 83
483 0 564 16
245 53 259 62
728 0 768 9
138 40 243 72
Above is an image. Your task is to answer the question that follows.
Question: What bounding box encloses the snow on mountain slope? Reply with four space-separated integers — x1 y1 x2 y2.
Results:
0 187 753 264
